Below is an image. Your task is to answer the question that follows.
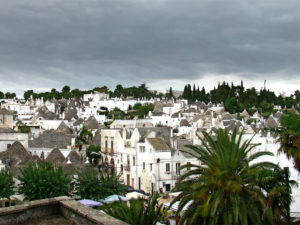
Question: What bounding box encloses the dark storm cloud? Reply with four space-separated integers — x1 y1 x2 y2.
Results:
0 0 299 94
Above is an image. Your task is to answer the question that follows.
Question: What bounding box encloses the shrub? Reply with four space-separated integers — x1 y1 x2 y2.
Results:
0 168 14 199
19 162 71 200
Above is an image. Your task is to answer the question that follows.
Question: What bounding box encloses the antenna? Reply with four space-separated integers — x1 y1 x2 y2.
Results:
264 80 266 90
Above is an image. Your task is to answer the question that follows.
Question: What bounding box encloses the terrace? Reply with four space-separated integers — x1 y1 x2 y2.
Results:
0 196 127 225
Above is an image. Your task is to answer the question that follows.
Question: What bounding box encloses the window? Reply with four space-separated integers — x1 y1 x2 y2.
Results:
111 140 114 151
166 163 170 172
176 163 181 175
166 184 171 192
150 163 152 171
127 155 130 165
143 162 145 170
105 140 108 152
133 156 136 166
139 146 145 153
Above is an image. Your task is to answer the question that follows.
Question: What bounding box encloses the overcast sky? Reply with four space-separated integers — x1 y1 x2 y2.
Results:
0 0 299 96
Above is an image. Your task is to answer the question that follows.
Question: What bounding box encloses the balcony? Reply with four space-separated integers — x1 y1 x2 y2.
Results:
124 165 131 171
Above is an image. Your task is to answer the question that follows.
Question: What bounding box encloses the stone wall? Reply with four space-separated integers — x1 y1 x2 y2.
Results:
0 197 127 225
60 200 127 225
0 197 61 225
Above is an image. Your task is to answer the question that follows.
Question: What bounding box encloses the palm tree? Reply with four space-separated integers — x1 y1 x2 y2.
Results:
172 128 292 225
258 167 297 224
103 192 162 225
278 112 300 171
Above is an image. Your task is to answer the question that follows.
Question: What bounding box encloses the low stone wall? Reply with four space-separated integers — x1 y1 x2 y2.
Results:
0 196 127 225
60 200 127 225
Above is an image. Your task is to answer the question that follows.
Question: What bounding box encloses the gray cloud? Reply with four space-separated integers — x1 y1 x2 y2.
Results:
0 0 299 95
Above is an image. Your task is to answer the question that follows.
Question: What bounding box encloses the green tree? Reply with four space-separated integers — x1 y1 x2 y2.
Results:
169 87 173 99
104 192 162 225
172 129 288 225
19 162 71 200
18 125 30 133
258 167 296 224
62 85 71 93
76 166 126 200
71 88 83 99
24 90 34 101
0 91 4 99
131 103 154 118
86 145 101 164
0 168 15 199
278 112 300 171
107 108 125 120
5 92 16 99
80 126 93 144
224 97 242 114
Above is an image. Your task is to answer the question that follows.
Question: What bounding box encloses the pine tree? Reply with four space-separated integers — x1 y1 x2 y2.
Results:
169 87 173 98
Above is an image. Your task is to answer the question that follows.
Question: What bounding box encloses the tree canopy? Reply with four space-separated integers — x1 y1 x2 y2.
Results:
0 168 15 199
182 81 299 116
86 145 101 164
278 112 300 171
76 166 126 200
18 162 71 200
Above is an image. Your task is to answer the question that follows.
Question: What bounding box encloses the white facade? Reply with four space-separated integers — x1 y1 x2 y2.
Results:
39 120 64 130
0 133 29 152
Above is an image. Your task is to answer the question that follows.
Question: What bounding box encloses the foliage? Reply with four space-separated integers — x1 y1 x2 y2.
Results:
103 192 162 225
131 103 154 118
0 168 15 199
18 125 30 133
86 145 101 164
172 128 292 225
79 126 93 144
257 167 297 224
62 85 71 93
278 112 300 171
224 97 243 114
24 90 34 101
111 83 158 99
4 92 16 99
76 166 126 200
166 87 174 99
182 81 299 115
246 118 256 125
104 120 113 128
19 162 71 200
107 107 125 120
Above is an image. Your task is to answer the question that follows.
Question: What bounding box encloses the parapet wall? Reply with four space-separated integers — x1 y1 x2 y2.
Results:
0 196 127 225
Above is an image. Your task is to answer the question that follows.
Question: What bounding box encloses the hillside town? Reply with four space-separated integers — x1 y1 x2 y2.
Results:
0 88 299 219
